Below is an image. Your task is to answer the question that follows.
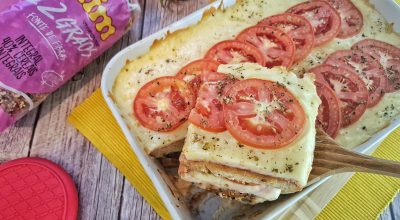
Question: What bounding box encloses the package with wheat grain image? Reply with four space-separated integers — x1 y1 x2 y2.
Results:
0 0 140 131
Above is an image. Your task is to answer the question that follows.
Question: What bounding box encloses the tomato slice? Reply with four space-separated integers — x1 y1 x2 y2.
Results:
133 76 195 132
352 39 400 92
236 26 295 68
324 50 387 107
189 72 235 132
176 59 220 95
223 79 305 149
315 82 342 138
323 0 363 38
258 13 315 62
286 0 341 46
204 40 266 66
310 65 368 128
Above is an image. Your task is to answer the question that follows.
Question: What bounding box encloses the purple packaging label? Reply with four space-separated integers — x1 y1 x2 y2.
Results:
0 108 16 132
0 0 132 94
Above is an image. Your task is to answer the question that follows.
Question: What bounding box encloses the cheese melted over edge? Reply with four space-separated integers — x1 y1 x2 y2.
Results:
183 170 281 202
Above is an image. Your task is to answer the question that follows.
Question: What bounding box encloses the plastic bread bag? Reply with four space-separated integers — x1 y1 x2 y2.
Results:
0 0 141 132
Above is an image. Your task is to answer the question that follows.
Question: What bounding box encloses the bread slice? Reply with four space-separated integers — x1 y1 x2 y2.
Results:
178 64 320 203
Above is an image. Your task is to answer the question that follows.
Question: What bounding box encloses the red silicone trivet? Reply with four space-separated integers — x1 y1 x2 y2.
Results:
0 158 78 220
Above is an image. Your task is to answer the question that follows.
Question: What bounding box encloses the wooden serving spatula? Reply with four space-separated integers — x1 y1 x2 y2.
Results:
307 128 400 186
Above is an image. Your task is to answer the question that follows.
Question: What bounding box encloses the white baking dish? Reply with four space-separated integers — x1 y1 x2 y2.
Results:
101 0 400 219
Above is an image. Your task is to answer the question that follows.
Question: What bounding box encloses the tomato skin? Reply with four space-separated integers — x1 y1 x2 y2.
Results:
258 13 315 62
176 59 220 81
223 79 306 149
352 39 400 92
204 40 266 66
323 0 363 38
310 64 368 127
133 76 195 132
324 49 387 107
315 82 342 138
176 59 221 96
188 72 235 132
236 25 295 68
287 0 341 46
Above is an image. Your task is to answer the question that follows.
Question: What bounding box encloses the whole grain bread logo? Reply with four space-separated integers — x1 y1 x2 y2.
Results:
78 0 116 41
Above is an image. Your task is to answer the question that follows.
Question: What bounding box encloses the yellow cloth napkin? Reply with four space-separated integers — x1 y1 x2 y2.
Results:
317 128 400 220
67 90 171 220
68 89 400 220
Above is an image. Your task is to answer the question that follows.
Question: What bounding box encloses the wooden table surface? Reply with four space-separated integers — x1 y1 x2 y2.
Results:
0 0 398 219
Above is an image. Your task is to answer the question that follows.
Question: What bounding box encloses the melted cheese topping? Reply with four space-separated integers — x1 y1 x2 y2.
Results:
112 0 400 154
288 0 400 147
182 63 320 187
336 91 400 147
